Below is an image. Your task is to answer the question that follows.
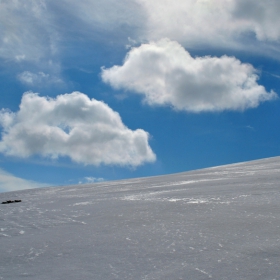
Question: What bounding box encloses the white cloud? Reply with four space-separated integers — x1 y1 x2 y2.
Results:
0 0 143 63
18 71 63 86
0 92 156 166
231 0 280 41
0 0 57 63
57 0 144 33
0 0 144 86
2 0 280 75
78 177 104 184
102 39 277 112
0 168 47 193
137 0 280 50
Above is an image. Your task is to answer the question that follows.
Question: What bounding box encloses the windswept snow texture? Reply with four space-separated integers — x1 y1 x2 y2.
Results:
1 157 280 279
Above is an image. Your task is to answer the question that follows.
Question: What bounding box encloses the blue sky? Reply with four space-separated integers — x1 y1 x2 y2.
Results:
1 0 280 192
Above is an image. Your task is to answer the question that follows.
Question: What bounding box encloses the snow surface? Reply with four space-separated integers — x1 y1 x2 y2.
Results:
1 157 280 279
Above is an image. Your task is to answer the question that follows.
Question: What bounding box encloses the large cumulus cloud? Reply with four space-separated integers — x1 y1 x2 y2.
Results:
102 39 277 112
0 92 156 166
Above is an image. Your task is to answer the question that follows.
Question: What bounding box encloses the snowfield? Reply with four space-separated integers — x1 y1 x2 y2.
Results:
1 157 280 279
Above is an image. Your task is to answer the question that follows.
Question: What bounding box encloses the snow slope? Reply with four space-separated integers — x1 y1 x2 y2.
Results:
1 157 280 279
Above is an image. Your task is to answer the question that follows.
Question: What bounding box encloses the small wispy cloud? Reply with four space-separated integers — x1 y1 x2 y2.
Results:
245 125 255 131
17 71 63 86
270 73 280 79
78 177 105 184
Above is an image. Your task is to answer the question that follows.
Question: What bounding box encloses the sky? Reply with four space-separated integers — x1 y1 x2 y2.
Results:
1 0 280 192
